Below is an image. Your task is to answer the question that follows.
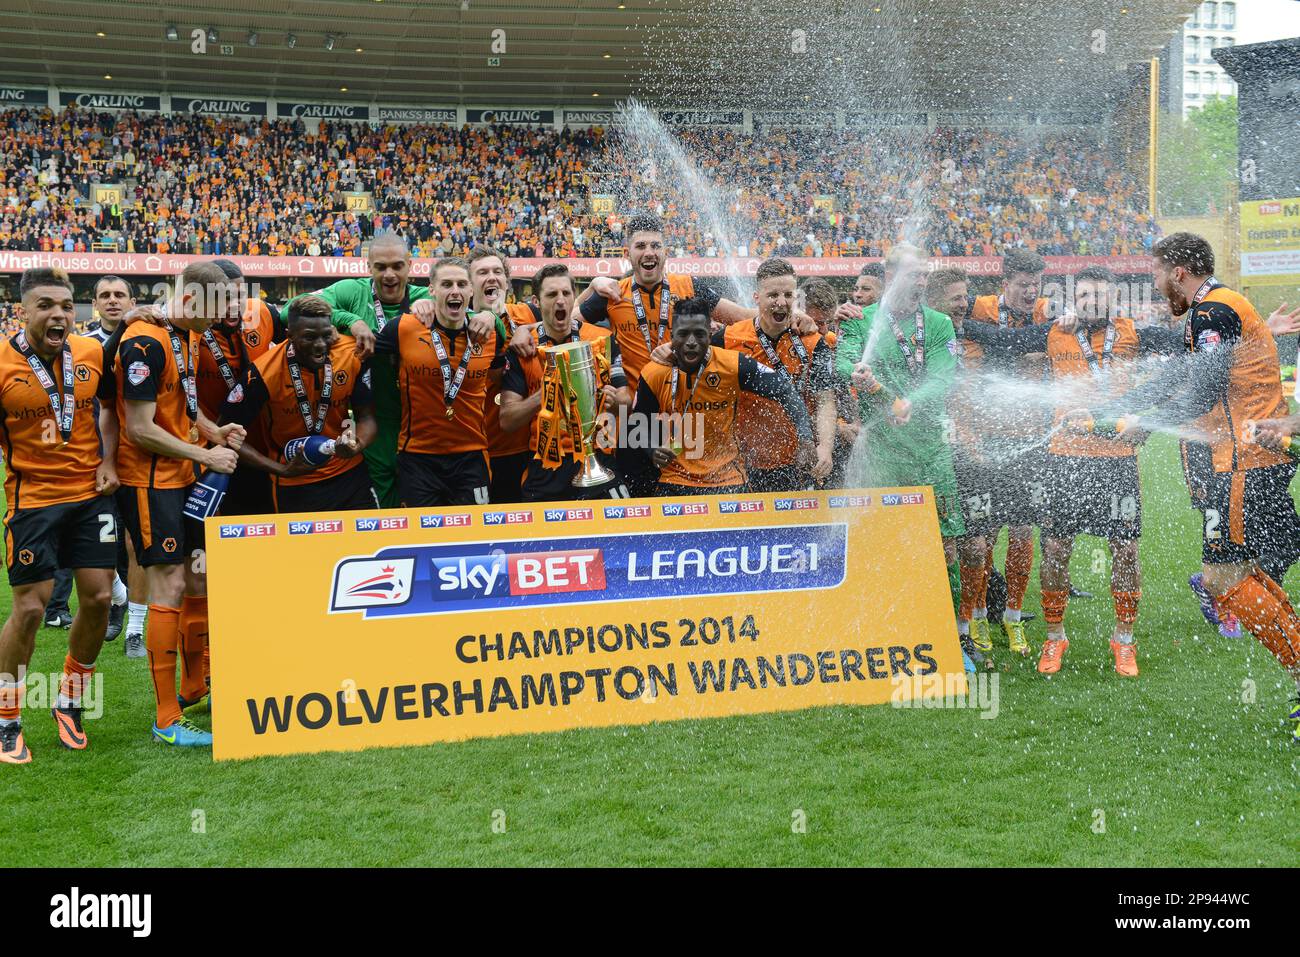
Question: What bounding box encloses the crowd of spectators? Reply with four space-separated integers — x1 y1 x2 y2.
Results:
0 105 1159 260
0 302 23 336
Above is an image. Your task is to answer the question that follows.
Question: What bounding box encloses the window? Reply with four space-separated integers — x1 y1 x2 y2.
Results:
1222 1 1235 28
1202 36 1215 61
1186 34 1199 60
1205 1 1218 27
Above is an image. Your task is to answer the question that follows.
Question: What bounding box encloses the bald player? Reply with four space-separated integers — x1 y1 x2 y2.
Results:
294 232 491 507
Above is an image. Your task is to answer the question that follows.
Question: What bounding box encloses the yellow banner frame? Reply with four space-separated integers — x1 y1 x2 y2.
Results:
207 488 964 761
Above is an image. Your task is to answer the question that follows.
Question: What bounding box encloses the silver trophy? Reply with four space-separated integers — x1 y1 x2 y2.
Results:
545 339 616 488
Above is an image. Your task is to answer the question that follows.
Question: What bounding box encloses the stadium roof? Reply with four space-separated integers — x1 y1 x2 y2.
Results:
0 0 1198 110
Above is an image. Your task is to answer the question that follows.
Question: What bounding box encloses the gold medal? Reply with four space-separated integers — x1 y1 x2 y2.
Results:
189 425 200 443
445 406 456 420
494 393 502 406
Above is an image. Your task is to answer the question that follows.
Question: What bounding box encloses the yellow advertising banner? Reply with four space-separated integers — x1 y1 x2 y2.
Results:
590 194 615 215
206 488 963 761
1240 197 1300 285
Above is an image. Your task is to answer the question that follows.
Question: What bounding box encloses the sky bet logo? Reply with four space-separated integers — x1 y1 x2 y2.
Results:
355 516 409 532
336 524 848 618
774 498 819 511
829 495 871 508
433 549 606 600
219 522 276 538
718 500 764 514
604 504 652 519
288 519 343 535
881 493 925 506
662 502 708 516
421 513 471 529
483 510 533 526
544 507 594 522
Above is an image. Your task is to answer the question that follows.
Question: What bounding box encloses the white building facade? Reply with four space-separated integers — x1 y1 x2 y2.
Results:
1182 0 1239 115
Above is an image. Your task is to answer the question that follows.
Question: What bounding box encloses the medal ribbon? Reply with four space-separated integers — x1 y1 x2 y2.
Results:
202 325 246 391
372 284 410 332
886 307 926 377
1191 276 1221 309
669 347 711 415
286 342 333 434
631 281 671 357
1184 276 1224 352
166 324 198 423
430 323 474 418
996 295 1034 329
1076 323 1117 376
14 331 74 445
755 326 811 393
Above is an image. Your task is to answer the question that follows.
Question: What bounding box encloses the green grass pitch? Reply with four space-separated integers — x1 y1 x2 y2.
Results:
5 434 1298 866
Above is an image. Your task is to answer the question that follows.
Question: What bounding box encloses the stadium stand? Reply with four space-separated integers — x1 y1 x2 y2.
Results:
0 106 1160 261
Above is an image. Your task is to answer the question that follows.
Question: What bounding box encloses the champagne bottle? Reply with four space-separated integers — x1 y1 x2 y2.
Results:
864 381 909 421
1242 420 1300 458
283 435 337 466
183 469 230 522
1085 417 1129 437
